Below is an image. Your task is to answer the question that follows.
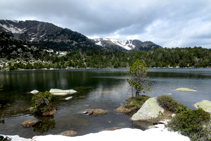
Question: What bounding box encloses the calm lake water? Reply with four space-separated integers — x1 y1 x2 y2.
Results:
0 68 210 138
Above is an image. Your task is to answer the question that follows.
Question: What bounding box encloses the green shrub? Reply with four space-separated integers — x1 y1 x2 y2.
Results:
157 95 187 112
124 95 150 109
31 91 55 115
167 108 211 140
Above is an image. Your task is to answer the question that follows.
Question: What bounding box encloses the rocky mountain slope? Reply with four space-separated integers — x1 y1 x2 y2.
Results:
0 20 97 51
92 38 161 51
0 20 161 52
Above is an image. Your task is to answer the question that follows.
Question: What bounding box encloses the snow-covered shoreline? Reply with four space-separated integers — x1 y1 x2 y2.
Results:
5 124 190 141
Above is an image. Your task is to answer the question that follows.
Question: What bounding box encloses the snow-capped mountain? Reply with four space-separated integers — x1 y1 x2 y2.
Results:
0 20 161 52
92 38 161 51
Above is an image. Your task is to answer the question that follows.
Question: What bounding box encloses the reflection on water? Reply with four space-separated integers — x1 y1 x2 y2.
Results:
0 68 210 137
33 116 55 134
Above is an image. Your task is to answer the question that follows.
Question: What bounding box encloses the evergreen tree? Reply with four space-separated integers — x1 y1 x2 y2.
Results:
127 60 150 97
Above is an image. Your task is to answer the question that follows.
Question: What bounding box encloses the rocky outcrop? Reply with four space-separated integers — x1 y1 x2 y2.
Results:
49 89 77 96
42 107 57 116
85 109 108 115
194 100 211 113
59 130 77 136
21 120 38 127
176 88 196 92
131 97 164 121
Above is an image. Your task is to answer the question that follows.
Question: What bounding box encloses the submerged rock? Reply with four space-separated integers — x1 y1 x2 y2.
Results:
49 89 77 96
59 130 77 136
21 120 38 128
30 89 39 94
131 97 164 121
64 96 73 100
85 109 108 115
176 88 196 92
194 100 211 113
115 106 133 114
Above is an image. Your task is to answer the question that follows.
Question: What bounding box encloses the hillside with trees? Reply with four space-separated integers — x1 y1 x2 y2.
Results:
1 46 210 71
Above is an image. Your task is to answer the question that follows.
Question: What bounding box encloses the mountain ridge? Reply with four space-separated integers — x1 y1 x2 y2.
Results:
0 20 98 51
0 20 162 51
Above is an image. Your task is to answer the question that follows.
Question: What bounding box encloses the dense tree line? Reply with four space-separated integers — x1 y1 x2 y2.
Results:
3 47 211 70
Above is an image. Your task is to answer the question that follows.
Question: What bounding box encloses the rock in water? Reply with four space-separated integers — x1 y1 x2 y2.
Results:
21 120 38 127
115 106 133 114
176 88 196 92
131 97 164 121
65 96 73 100
49 89 77 96
194 100 211 113
42 107 57 116
85 109 108 115
59 130 77 136
30 89 39 94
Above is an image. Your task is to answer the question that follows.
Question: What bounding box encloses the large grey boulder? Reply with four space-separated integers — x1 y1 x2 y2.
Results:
194 100 211 113
49 89 77 96
131 97 164 121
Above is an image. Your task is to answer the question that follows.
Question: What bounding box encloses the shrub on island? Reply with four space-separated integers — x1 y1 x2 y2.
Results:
157 95 187 113
31 91 56 116
124 95 150 109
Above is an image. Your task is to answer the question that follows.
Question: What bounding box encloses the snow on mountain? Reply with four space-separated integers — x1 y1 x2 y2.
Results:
92 38 135 50
0 23 26 34
110 39 135 50
92 38 161 51
0 20 98 51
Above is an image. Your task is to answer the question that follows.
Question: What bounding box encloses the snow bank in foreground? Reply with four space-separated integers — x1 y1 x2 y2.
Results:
32 126 190 141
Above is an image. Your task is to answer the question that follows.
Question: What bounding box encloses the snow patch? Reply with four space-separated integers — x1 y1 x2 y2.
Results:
110 39 135 50
0 24 26 34
32 127 190 141
93 38 136 50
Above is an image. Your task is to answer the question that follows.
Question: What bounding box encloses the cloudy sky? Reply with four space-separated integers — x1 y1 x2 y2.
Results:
0 0 211 48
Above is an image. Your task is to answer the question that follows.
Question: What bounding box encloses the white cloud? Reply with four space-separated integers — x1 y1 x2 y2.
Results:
0 0 211 48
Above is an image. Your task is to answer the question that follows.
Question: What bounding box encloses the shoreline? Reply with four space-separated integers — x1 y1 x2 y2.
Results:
1 66 211 72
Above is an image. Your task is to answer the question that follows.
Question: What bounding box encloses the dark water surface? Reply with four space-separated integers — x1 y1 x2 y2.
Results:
0 68 210 137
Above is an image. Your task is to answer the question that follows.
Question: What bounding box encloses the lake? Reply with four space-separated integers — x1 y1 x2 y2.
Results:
0 68 210 138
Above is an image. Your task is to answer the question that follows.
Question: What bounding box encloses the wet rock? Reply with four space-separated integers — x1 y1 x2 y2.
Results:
132 120 154 130
131 97 164 121
194 100 211 113
30 90 39 94
59 130 77 136
26 107 34 112
0 135 11 141
42 107 57 116
115 106 133 114
21 120 38 128
85 109 108 115
104 127 120 131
